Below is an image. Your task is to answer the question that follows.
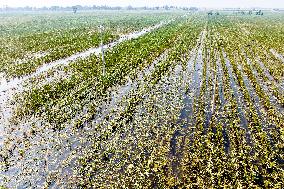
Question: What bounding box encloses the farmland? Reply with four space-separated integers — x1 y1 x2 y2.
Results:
0 10 284 188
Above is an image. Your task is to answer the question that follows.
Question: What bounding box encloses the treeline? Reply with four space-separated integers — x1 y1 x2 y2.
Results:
0 5 199 12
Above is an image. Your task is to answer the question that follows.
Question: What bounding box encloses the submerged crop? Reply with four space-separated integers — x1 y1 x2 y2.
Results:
0 10 284 188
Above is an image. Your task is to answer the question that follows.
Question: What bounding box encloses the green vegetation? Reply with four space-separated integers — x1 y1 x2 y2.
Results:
0 11 182 77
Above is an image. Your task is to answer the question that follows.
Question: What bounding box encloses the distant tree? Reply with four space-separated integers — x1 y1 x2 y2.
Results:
50 6 60 11
72 6 77 13
256 10 263 15
114 6 122 10
189 7 198 11
127 5 133 10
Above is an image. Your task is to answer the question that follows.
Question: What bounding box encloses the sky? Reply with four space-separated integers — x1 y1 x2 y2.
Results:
1 0 284 8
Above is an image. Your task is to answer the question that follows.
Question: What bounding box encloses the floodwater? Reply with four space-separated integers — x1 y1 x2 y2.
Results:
0 20 175 187
0 20 171 149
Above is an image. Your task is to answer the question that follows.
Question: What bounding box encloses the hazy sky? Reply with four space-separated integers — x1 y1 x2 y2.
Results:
1 0 284 8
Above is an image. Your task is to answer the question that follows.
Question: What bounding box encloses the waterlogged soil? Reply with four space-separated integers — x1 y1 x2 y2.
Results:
204 48 215 129
1 15 284 188
245 56 284 113
0 20 169 144
223 52 248 129
169 30 206 176
76 63 185 187
223 52 254 146
0 21 174 187
0 42 173 187
237 64 275 135
215 56 230 153
255 57 284 93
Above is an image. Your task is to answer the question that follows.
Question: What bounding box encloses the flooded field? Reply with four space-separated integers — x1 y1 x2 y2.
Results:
0 10 284 188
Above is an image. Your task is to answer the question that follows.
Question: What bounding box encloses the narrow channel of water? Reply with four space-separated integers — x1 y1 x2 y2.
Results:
204 48 215 130
216 56 230 153
255 57 284 93
245 56 284 113
223 52 248 129
237 64 276 145
223 51 253 146
169 30 206 177
270 49 284 63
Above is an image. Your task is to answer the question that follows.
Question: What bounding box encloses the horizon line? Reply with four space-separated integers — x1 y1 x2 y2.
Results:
1 5 283 9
